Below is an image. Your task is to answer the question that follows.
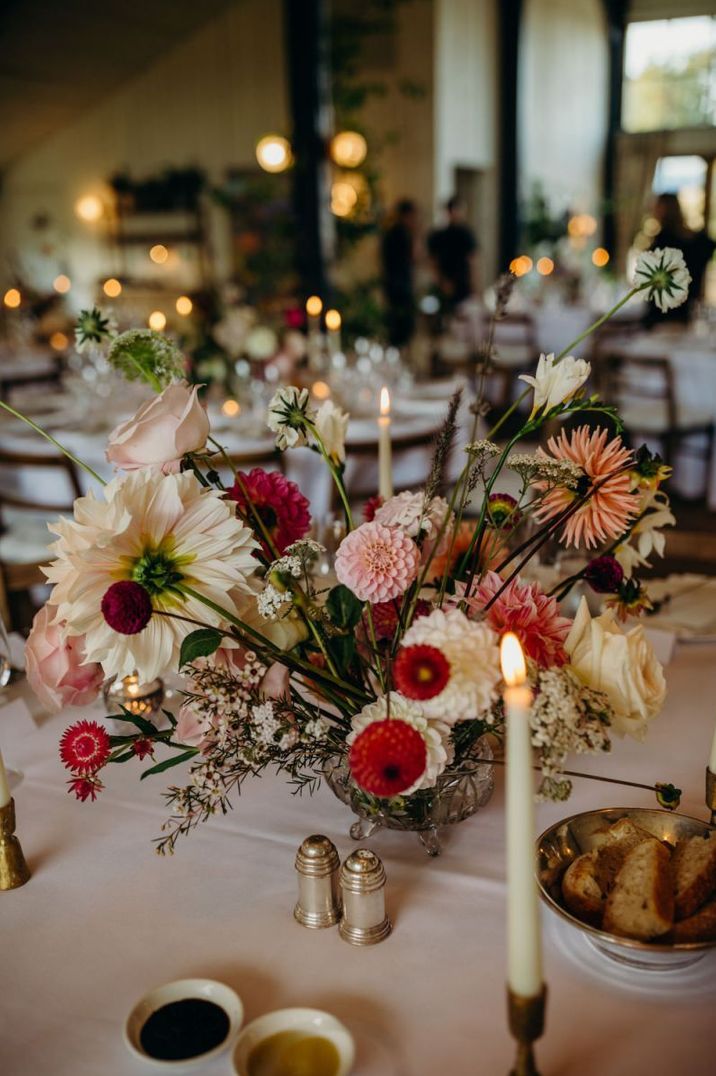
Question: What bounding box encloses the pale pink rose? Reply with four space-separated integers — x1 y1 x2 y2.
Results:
25 605 104 712
175 704 211 750
106 381 209 474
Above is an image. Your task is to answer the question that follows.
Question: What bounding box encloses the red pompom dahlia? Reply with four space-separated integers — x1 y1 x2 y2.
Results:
348 718 427 798
101 580 153 635
394 644 451 701
60 720 111 774
228 468 310 556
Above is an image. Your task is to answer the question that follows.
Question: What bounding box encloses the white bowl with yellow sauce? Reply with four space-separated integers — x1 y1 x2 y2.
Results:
233 1007 355 1076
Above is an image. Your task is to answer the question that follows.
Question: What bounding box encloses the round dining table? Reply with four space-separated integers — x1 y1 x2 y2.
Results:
1 635 714 1075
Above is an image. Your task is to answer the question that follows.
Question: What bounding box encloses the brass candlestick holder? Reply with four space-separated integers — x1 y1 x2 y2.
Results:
706 767 716 826
507 986 547 1076
0 797 30 890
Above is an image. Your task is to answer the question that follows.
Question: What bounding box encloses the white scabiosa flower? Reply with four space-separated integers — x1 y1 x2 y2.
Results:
633 247 691 312
400 608 501 723
43 470 258 682
267 386 316 450
519 352 591 418
347 693 453 793
313 398 349 464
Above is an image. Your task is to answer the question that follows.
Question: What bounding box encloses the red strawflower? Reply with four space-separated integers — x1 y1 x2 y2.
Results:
67 774 104 802
101 580 153 635
349 718 427 798
228 468 310 556
132 738 154 760
394 644 451 701
60 720 111 774
363 494 384 522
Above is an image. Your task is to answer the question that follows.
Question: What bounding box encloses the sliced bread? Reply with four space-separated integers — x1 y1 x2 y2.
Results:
671 899 716 943
672 832 716 921
603 840 674 940
562 850 604 927
595 817 657 894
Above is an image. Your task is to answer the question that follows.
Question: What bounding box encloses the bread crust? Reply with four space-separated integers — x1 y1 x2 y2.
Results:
562 850 604 927
603 841 674 940
671 899 716 943
672 833 716 921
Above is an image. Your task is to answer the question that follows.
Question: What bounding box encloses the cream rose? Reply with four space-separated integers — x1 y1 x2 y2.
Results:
565 598 666 739
106 382 209 474
25 606 104 712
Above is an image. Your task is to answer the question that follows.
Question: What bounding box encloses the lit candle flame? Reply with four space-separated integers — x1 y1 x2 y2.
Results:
500 632 526 687
306 295 323 317
325 308 341 331
380 386 390 417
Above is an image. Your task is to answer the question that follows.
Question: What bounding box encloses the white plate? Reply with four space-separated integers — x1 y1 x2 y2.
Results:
233 1007 355 1076
124 977 244 1071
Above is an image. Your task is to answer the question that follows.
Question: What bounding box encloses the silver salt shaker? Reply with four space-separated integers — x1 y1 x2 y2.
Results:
339 848 392 945
294 834 342 928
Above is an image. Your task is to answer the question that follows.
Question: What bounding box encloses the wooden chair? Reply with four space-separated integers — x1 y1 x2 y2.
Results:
0 356 64 403
0 449 82 630
330 426 445 514
482 312 540 414
603 353 714 480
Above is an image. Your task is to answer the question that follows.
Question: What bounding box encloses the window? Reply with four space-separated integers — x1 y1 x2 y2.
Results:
622 16 716 132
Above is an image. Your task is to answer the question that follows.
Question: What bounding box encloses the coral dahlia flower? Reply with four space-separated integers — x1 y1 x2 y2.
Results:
44 470 258 683
60 720 111 773
335 521 419 603
533 426 636 549
465 571 571 668
228 468 311 556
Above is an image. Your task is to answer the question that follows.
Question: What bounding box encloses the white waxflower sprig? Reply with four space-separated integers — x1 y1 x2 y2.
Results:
633 246 692 312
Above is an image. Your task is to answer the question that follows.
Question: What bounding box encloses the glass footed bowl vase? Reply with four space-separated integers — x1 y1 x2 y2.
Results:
324 734 495 856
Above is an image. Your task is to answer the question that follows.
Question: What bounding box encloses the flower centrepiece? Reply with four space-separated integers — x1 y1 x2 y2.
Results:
228 468 311 556
335 521 420 603
465 571 571 667
60 720 111 773
633 247 691 313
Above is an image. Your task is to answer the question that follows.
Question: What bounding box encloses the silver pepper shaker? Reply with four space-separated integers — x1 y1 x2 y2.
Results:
339 848 392 945
294 834 342 928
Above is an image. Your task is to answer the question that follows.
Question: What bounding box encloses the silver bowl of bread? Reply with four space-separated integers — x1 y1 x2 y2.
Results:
537 807 716 970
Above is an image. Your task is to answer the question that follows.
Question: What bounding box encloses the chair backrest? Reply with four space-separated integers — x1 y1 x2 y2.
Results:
334 426 444 511
603 353 677 428
0 449 82 514
225 446 285 475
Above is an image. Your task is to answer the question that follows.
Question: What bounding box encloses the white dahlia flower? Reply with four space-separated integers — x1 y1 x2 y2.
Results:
44 470 258 682
400 608 501 723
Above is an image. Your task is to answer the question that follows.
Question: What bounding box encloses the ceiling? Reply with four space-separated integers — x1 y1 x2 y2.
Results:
0 0 236 169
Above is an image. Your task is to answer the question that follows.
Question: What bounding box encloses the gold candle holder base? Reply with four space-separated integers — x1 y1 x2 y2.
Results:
0 797 30 891
706 768 716 826
507 985 547 1076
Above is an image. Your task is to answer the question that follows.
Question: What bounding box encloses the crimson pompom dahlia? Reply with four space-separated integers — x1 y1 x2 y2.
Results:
348 718 427 798
60 720 111 773
101 580 153 635
228 468 310 556
67 775 104 802
362 494 384 522
584 554 624 594
394 644 450 701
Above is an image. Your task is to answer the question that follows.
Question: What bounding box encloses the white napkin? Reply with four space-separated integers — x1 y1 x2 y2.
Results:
646 574 716 639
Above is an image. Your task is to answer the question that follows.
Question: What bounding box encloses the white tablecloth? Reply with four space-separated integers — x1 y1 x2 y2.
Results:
1 642 715 1075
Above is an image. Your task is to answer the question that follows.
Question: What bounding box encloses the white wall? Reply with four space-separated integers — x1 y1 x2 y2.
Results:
519 0 608 214
0 0 288 302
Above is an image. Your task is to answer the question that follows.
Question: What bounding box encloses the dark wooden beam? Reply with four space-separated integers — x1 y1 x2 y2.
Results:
602 0 627 256
283 0 334 302
497 0 523 271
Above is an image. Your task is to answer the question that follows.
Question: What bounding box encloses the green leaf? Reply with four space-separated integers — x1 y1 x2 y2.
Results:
162 708 178 728
110 749 137 764
326 585 363 630
103 707 158 737
329 634 357 677
179 627 223 668
139 749 198 781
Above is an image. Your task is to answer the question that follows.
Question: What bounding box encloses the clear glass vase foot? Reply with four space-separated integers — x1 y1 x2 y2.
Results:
418 827 442 856
350 817 383 841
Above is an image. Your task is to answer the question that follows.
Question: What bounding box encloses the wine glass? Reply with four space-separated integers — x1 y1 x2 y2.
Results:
0 611 23 792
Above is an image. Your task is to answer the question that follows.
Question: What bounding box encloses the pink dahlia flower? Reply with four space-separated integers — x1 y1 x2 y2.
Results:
465 571 571 667
228 468 310 556
533 426 636 549
335 521 420 603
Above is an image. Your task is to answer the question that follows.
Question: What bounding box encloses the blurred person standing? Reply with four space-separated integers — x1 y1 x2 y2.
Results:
428 195 479 309
381 198 419 347
645 192 715 326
